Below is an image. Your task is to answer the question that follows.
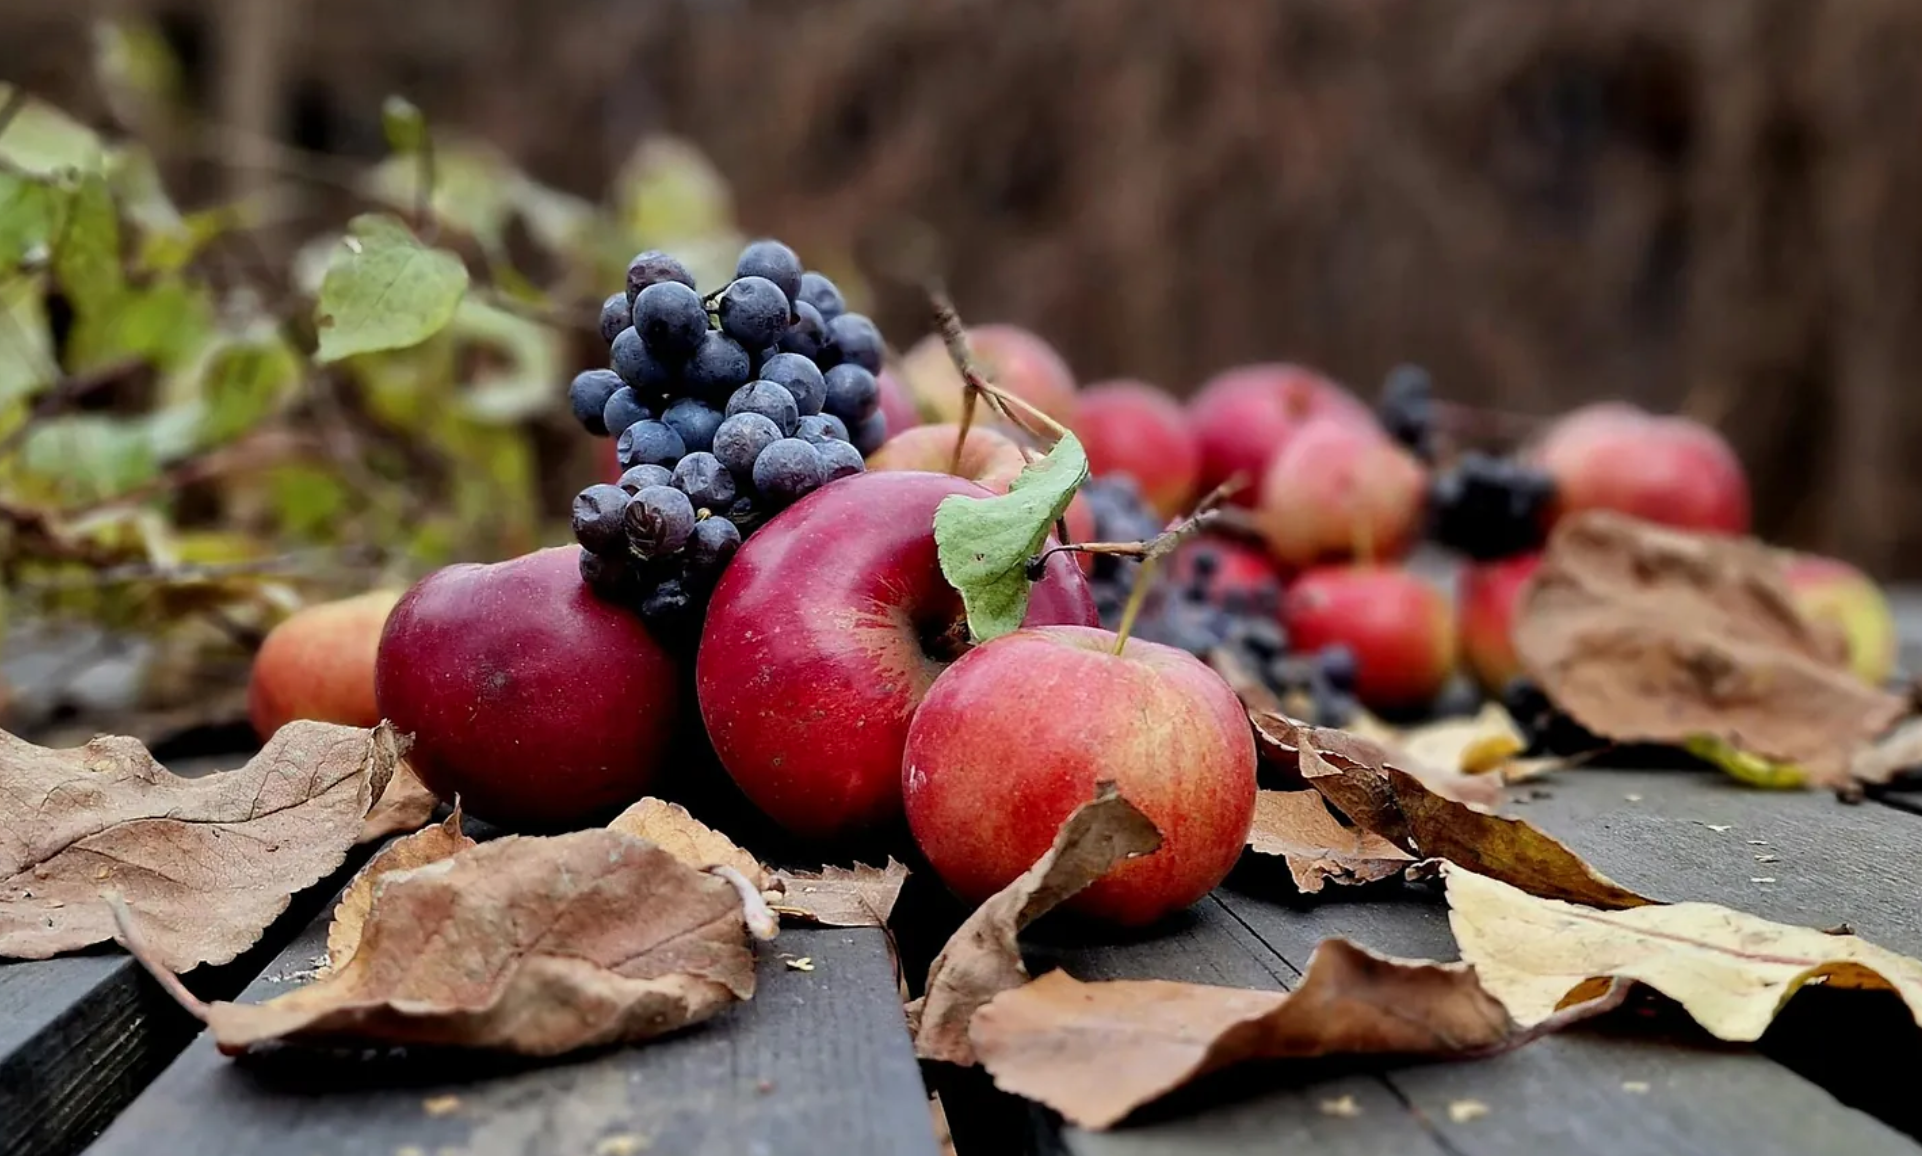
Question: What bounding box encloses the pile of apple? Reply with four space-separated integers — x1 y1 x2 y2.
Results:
247 316 1896 931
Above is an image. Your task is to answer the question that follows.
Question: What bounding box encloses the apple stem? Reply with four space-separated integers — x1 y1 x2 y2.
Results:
1112 554 1158 655
107 893 212 1023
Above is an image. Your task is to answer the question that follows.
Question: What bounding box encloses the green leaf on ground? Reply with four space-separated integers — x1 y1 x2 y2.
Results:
314 214 468 364
52 172 123 316
0 88 106 176
934 432 1089 643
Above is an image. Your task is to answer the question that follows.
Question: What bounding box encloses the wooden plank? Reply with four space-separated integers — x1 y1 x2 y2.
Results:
1034 766 1922 1156
86 909 942 1156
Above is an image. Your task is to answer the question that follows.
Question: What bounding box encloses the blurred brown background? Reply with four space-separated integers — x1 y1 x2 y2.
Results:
6 0 1920 573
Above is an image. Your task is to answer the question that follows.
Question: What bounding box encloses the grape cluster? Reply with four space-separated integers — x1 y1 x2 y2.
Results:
568 240 887 640
1377 363 1439 464
1076 476 1356 726
1427 451 1557 561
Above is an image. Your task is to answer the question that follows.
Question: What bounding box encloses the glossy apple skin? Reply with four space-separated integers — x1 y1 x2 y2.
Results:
375 546 682 828
249 588 403 740
1074 380 1201 518
1284 566 1456 711
903 625 1257 927
867 423 1028 491
900 324 1078 427
876 368 922 436
1781 552 1898 685
1532 405 1751 534
1187 363 1375 506
696 471 1099 841
1255 420 1427 568
1457 553 1542 695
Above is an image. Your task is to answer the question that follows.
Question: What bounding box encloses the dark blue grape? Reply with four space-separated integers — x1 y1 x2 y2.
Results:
571 484 629 556
579 548 634 598
713 412 782 478
624 484 696 557
635 282 709 362
684 516 742 580
625 250 695 304
852 410 888 456
599 293 631 345
662 397 725 454
816 438 865 482
725 380 800 436
602 388 653 439
682 330 752 401
618 464 673 493
823 313 883 373
777 300 827 361
616 419 686 470
823 363 879 424
796 413 848 445
672 451 737 511
1315 644 1359 694
797 271 846 321
611 327 676 392
718 276 791 350
638 576 694 634
735 239 804 303
757 352 826 417
752 437 826 505
568 369 623 436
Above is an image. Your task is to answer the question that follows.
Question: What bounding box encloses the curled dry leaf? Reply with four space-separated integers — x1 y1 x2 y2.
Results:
1851 716 1922 787
1254 714 1650 909
608 797 769 890
1 721 402 970
910 783 1161 1066
1514 512 1907 787
1341 709 1509 810
1246 790 1411 893
123 829 756 1056
1447 864 1922 1040
326 804 475 972
357 760 440 844
771 860 911 928
971 938 1603 1131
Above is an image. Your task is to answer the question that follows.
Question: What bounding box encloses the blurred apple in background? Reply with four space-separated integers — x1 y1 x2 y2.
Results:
249 589 403 740
1456 552 1542 696
1073 379 1201 518
1780 552 1899 684
899 323 1078 428
1531 403 1750 535
1187 362 1375 506
1283 565 1456 712
1254 420 1427 569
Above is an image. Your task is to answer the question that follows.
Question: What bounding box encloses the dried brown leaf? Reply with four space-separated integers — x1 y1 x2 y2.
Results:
358 760 439 844
1254 714 1651 909
911 784 1161 1066
1342 709 1509 810
771 859 911 928
1447 864 1922 1039
327 805 475 972
1851 717 1922 786
971 938 1604 1130
1246 790 1412 892
124 829 756 1056
1 721 402 970
607 797 769 890
1514 512 1907 786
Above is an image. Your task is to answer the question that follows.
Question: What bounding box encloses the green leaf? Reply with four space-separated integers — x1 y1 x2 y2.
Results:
381 95 427 154
52 172 123 316
0 272 54 406
67 277 212 372
1682 735 1808 790
0 173 67 267
314 214 468 364
934 433 1090 643
0 87 106 176
450 296 563 425
197 332 300 444
267 463 350 542
18 413 162 501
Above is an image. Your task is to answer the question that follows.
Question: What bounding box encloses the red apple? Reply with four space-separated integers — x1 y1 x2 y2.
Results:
375 546 682 828
1073 380 1201 518
1166 535 1288 610
903 625 1256 926
1456 553 1542 695
899 324 1078 428
876 367 921 435
870 422 1098 571
248 588 403 740
1531 404 1750 535
1781 552 1898 685
1255 420 1427 568
1187 363 1375 506
1283 566 1456 711
697 470 1098 841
